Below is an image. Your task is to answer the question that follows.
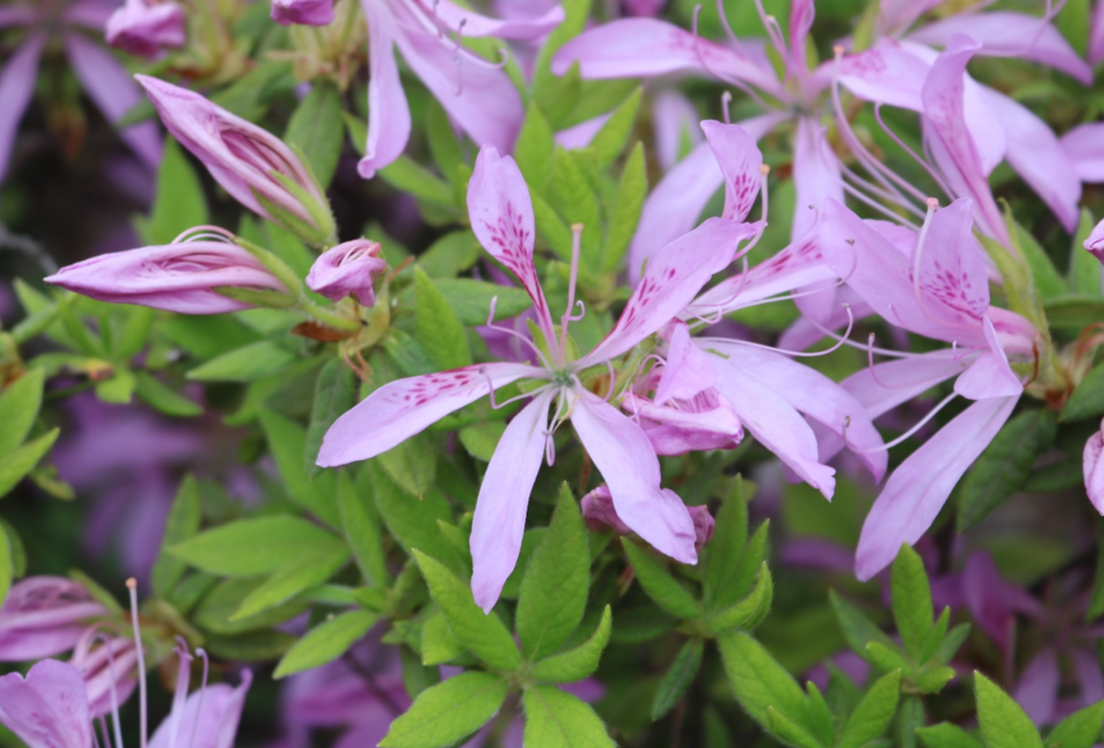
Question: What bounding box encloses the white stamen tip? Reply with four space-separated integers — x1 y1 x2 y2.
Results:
832 44 845 57
759 164 771 175
925 197 940 209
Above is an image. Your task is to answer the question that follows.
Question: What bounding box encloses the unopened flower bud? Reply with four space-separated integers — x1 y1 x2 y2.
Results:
105 0 186 58
45 237 294 314
1084 218 1104 265
0 577 108 661
270 0 335 26
1086 418 1104 514
582 486 715 550
306 239 387 305
70 629 140 718
136 76 335 245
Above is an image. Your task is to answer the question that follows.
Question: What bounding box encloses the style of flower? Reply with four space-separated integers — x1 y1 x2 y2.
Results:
136 76 335 244
818 196 1038 580
105 0 186 58
306 239 388 305
319 144 754 611
355 0 564 178
0 0 162 187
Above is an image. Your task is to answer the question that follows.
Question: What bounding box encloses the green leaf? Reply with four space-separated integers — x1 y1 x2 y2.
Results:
530 605 612 683
204 629 297 662
650 638 704 720
603 142 646 273
1045 701 1104 748
589 88 642 170
187 341 296 383
378 155 457 209
422 610 465 665
191 577 307 634
305 359 357 477
765 706 825 748
458 422 506 462
274 610 378 678
415 266 472 369
891 545 934 660
0 368 45 454
914 665 956 694
425 98 463 183
896 694 925 748
532 191 575 262
0 428 59 499
429 279 532 325
260 410 341 528
957 409 1057 531
139 139 209 245
840 670 901 748
412 550 521 672
377 432 438 499
0 521 10 607
370 464 454 562
134 371 203 417
549 149 601 269
703 476 748 610
718 631 810 729
1063 363 1104 422
729 520 770 606
337 470 388 587
866 642 911 673
917 724 984 748
151 476 202 599
418 231 482 279
515 105 556 191
829 589 897 659
284 81 344 188
94 366 137 404
805 683 836 747
522 685 616 748
623 539 700 619
517 483 591 660
1014 222 1067 300
233 543 349 619
704 562 773 634
1043 295 1104 331
975 671 1044 748
170 515 342 576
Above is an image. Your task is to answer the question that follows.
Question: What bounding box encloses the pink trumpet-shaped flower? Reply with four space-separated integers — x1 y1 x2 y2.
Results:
45 236 291 314
306 239 387 304
105 0 186 58
319 144 753 611
356 0 563 178
1085 418 1104 514
271 0 335 26
0 577 108 662
136 76 334 242
582 485 715 549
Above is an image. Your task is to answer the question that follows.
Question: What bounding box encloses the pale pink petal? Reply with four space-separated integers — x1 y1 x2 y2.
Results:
1072 648 1104 706
701 119 763 222
652 90 701 171
708 351 836 498
855 394 1019 581
621 392 742 447
359 5 410 178
908 12 1092 85
63 0 118 30
837 39 928 111
704 340 887 481
470 389 555 612
0 659 92 748
654 323 715 404
64 33 162 168
877 0 944 36
841 353 967 419
580 218 758 366
1085 419 1104 514
554 113 610 150
953 316 1023 401
467 145 554 337
979 88 1080 232
148 671 252 748
914 198 990 321
788 0 815 76
1013 648 1060 726
0 35 45 184
0 8 34 28
1060 123 1104 183
550 19 782 96
1092 0 1104 64
425 0 563 39
570 390 697 564
792 116 843 240
317 362 541 466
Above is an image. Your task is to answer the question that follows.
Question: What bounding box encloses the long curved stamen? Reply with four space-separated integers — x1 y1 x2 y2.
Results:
714 0 752 55
753 0 791 79
847 391 958 453
690 5 773 110
485 296 552 368
712 275 852 316
96 633 126 748
560 224 584 364
726 303 857 357
186 650 210 748
874 104 956 199
602 359 617 402
127 579 148 748
842 181 923 226
168 639 193 748
865 333 965 389
172 225 236 244
688 255 750 322
479 367 546 410
837 156 922 219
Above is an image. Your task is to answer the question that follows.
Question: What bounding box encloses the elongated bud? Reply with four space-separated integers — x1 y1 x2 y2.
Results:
271 0 335 26
105 0 186 58
45 235 295 314
582 485 715 550
306 239 387 304
1084 218 1104 266
136 76 335 245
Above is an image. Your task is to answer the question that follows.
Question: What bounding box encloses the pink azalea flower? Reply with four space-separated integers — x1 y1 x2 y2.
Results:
271 0 335 26
355 0 563 178
0 0 162 187
306 239 388 304
105 0 186 58
1092 0 1104 64
818 197 1038 580
319 144 753 611
1085 417 1104 514
0 577 108 662
582 484 715 549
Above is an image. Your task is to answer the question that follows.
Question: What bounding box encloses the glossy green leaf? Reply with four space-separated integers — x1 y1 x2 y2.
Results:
458 422 506 462
378 155 456 209
718 631 809 729
829 589 897 659
377 432 438 499
134 371 203 417
1063 363 1104 422
0 368 44 454
0 521 10 607
415 266 472 370
522 685 616 748
975 671 1044 748
650 638 704 720
204 629 297 663
765 706 824 748
1070 209 1102 295
152 476 202 599
703 476 748 610
138 138 209 245
0 428 59 499
305 359 357 477
530 605 612 683
260 410 341 528
233 543 349 619
840 670 901 748
917 724 984 748
1014 222 1066 300
704 562 773 634
891 545 933 660
274 610 378 678
285 83 344 188
337 470 388 587
515 104 555 191
425 98 463 183
187 341 296 383
1045 700 1104 748
370 465 454 564
191 576 308 635
421 610 464 665
623 539 699 619
603 142 646 273
169 515 342 576
589 88 641 169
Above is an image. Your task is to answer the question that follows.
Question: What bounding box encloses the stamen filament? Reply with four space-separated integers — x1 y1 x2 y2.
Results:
560 224 584 365
849 391 959 453
126 579 148 748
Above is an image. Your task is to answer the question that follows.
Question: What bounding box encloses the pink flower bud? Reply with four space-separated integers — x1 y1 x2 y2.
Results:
105 0 186 58
136 76 334 243
305 239 387 305
45 238 291 314
0 577 108 661
70 629 139 719
1085 218 1104 265
582 485 715 550
1086 418 1104 514
270 0 335 26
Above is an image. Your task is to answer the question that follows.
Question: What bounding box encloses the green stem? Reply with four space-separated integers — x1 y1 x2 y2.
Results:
299 298 363 332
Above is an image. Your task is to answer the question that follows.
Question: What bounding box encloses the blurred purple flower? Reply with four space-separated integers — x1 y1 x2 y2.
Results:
105 0 185 58
306 239 387 304
271 0 334 26
0 577 108 662
1085 417 1104 514
0 0 162 187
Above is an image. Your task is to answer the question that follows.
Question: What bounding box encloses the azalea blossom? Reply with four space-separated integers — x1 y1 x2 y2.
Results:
0 576 108 662
319 144 754 611
355 0 564 178
818 197 1037 580
0 0 162 189
306 239 387 304
105 0 186 58
271 0 335 26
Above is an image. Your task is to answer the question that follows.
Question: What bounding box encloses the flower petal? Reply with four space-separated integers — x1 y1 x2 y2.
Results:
428 0 563 39
570 391 697 564
1013 648 1059 726
359 5 411 178
470 389 555 612
317 362 540 467
148 670 252 748
855 394 1019 581
701 120 763 223
0 35 44 184
792 116 843 240
953 316 1023 400
1060 123 1104 183
0 659 92 748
